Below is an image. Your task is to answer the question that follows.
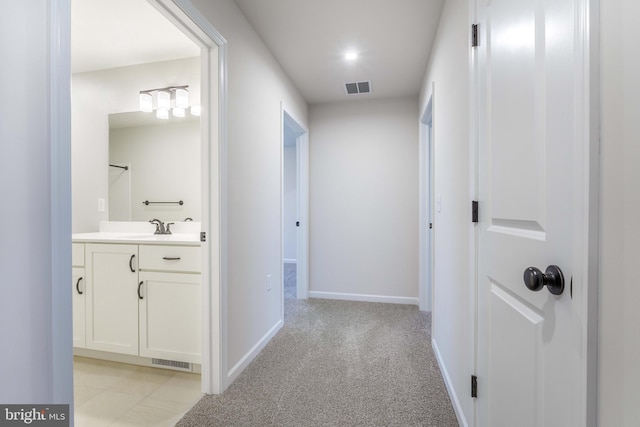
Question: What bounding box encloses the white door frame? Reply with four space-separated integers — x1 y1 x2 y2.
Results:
419 89 435 312
281 105 309 306
469 0 600 424
149 0 228 395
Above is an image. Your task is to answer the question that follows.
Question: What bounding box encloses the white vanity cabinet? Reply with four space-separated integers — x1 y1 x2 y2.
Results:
138 245 201 363
72 243 86 348
85 243 140 356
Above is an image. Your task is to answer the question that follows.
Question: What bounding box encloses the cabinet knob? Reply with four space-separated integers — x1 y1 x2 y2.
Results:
76 277 83 295
138 281 144 300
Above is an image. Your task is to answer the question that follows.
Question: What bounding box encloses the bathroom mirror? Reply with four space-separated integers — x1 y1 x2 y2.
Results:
108 111 201 222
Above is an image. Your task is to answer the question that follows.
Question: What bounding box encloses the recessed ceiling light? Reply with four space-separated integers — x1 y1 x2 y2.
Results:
345 51 358 61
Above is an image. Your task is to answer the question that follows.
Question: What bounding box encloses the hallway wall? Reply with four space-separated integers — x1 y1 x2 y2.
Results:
190 0 309 386
309 96 419 303
599 0 640 424
418 0 472 424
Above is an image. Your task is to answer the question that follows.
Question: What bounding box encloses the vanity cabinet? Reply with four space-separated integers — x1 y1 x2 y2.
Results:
72 243 86 348
85 244 140 356
75 240 201 365
138 246 201 363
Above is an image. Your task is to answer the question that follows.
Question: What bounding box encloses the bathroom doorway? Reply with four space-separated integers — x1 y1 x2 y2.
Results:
70 2 227 421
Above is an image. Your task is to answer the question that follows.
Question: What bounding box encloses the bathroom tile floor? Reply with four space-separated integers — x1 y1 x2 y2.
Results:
74 356 202 427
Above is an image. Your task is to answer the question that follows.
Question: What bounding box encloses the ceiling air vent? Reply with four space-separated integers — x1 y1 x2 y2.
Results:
344 81 372 95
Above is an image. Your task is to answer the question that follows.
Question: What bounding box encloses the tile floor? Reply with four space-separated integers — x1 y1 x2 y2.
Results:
74 356 202 427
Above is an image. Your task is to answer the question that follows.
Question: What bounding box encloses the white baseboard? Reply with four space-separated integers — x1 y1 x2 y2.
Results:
283 259 297 264
432 338 469 427
226 319 283 385
308 291 418 306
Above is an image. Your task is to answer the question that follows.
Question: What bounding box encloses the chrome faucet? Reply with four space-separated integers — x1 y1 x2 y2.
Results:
149 219 166 235
149 219 174 235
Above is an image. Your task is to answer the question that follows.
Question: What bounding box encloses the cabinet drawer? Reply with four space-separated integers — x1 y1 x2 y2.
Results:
139 245 201 273
72 243 84 267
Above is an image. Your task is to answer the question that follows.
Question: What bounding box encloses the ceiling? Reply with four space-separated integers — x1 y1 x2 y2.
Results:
234 0 445 104
72 0 445 104
71 0 199 74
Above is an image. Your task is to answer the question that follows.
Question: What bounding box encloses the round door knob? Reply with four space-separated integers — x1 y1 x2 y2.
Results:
523 265 564 295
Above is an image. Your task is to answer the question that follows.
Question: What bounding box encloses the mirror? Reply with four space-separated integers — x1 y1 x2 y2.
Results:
108 111 200 222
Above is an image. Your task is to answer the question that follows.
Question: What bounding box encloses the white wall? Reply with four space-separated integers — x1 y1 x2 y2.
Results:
109 120 201 222
283 142 297 262
190 0 309 381
0 1 73 406
309 96 419 303
418 0 472 424
599 0 640 424
72 57 200 232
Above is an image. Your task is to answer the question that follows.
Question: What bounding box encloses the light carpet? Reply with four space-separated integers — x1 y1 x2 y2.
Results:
177 286 457 426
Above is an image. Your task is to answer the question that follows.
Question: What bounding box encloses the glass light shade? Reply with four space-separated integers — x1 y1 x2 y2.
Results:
156 109 169 120
173 107 185 118
157 91 171 110
175 88 189 109
139 93 153 112
191 105 201 116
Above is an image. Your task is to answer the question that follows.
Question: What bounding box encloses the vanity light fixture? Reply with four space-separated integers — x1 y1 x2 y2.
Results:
138 85 191 119
190 105 201 116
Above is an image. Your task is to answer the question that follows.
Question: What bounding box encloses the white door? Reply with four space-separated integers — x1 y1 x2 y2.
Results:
475 0 582 425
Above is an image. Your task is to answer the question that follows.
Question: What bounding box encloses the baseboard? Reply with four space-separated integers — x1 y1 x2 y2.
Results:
308 291 418 306
283 259 297 264
432 338 469 427
226 319 284 385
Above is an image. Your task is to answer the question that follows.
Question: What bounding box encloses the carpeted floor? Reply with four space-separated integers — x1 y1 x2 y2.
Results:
177 276 457 426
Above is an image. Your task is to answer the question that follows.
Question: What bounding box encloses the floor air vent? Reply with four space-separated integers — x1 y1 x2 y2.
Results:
345 81 372 95
152 358 192 372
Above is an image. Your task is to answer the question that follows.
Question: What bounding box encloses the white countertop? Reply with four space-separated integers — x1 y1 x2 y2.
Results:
72 221 202 246
72 232 201 246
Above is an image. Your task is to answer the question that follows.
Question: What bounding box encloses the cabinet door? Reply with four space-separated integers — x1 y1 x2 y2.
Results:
72 267 85 348
138 272 201 363
85 244 139 356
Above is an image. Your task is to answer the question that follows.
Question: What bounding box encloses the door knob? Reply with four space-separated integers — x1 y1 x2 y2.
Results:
523 265 564 295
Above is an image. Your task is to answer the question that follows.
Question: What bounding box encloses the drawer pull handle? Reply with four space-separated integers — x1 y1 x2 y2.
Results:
76 277 83 295
129 254 136 272
162 257 181 261
138 281 144 300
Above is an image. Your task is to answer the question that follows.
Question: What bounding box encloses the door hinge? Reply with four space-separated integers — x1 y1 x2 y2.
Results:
429 222 433 229
472 24 479 48
472 201 479 223
296 221 300 227
200 232 206 242
471 375 478 398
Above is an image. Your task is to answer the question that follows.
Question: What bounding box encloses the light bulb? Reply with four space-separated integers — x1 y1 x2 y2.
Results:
157 91 170 110
175 88 189 109
139 93 152 112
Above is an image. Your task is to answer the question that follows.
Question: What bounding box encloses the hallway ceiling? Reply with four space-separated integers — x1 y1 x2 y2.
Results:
234 0 445 104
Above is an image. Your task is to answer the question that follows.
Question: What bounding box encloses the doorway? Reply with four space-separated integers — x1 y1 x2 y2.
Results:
281 107 309 315
69 0 227 408
419 93 434 312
